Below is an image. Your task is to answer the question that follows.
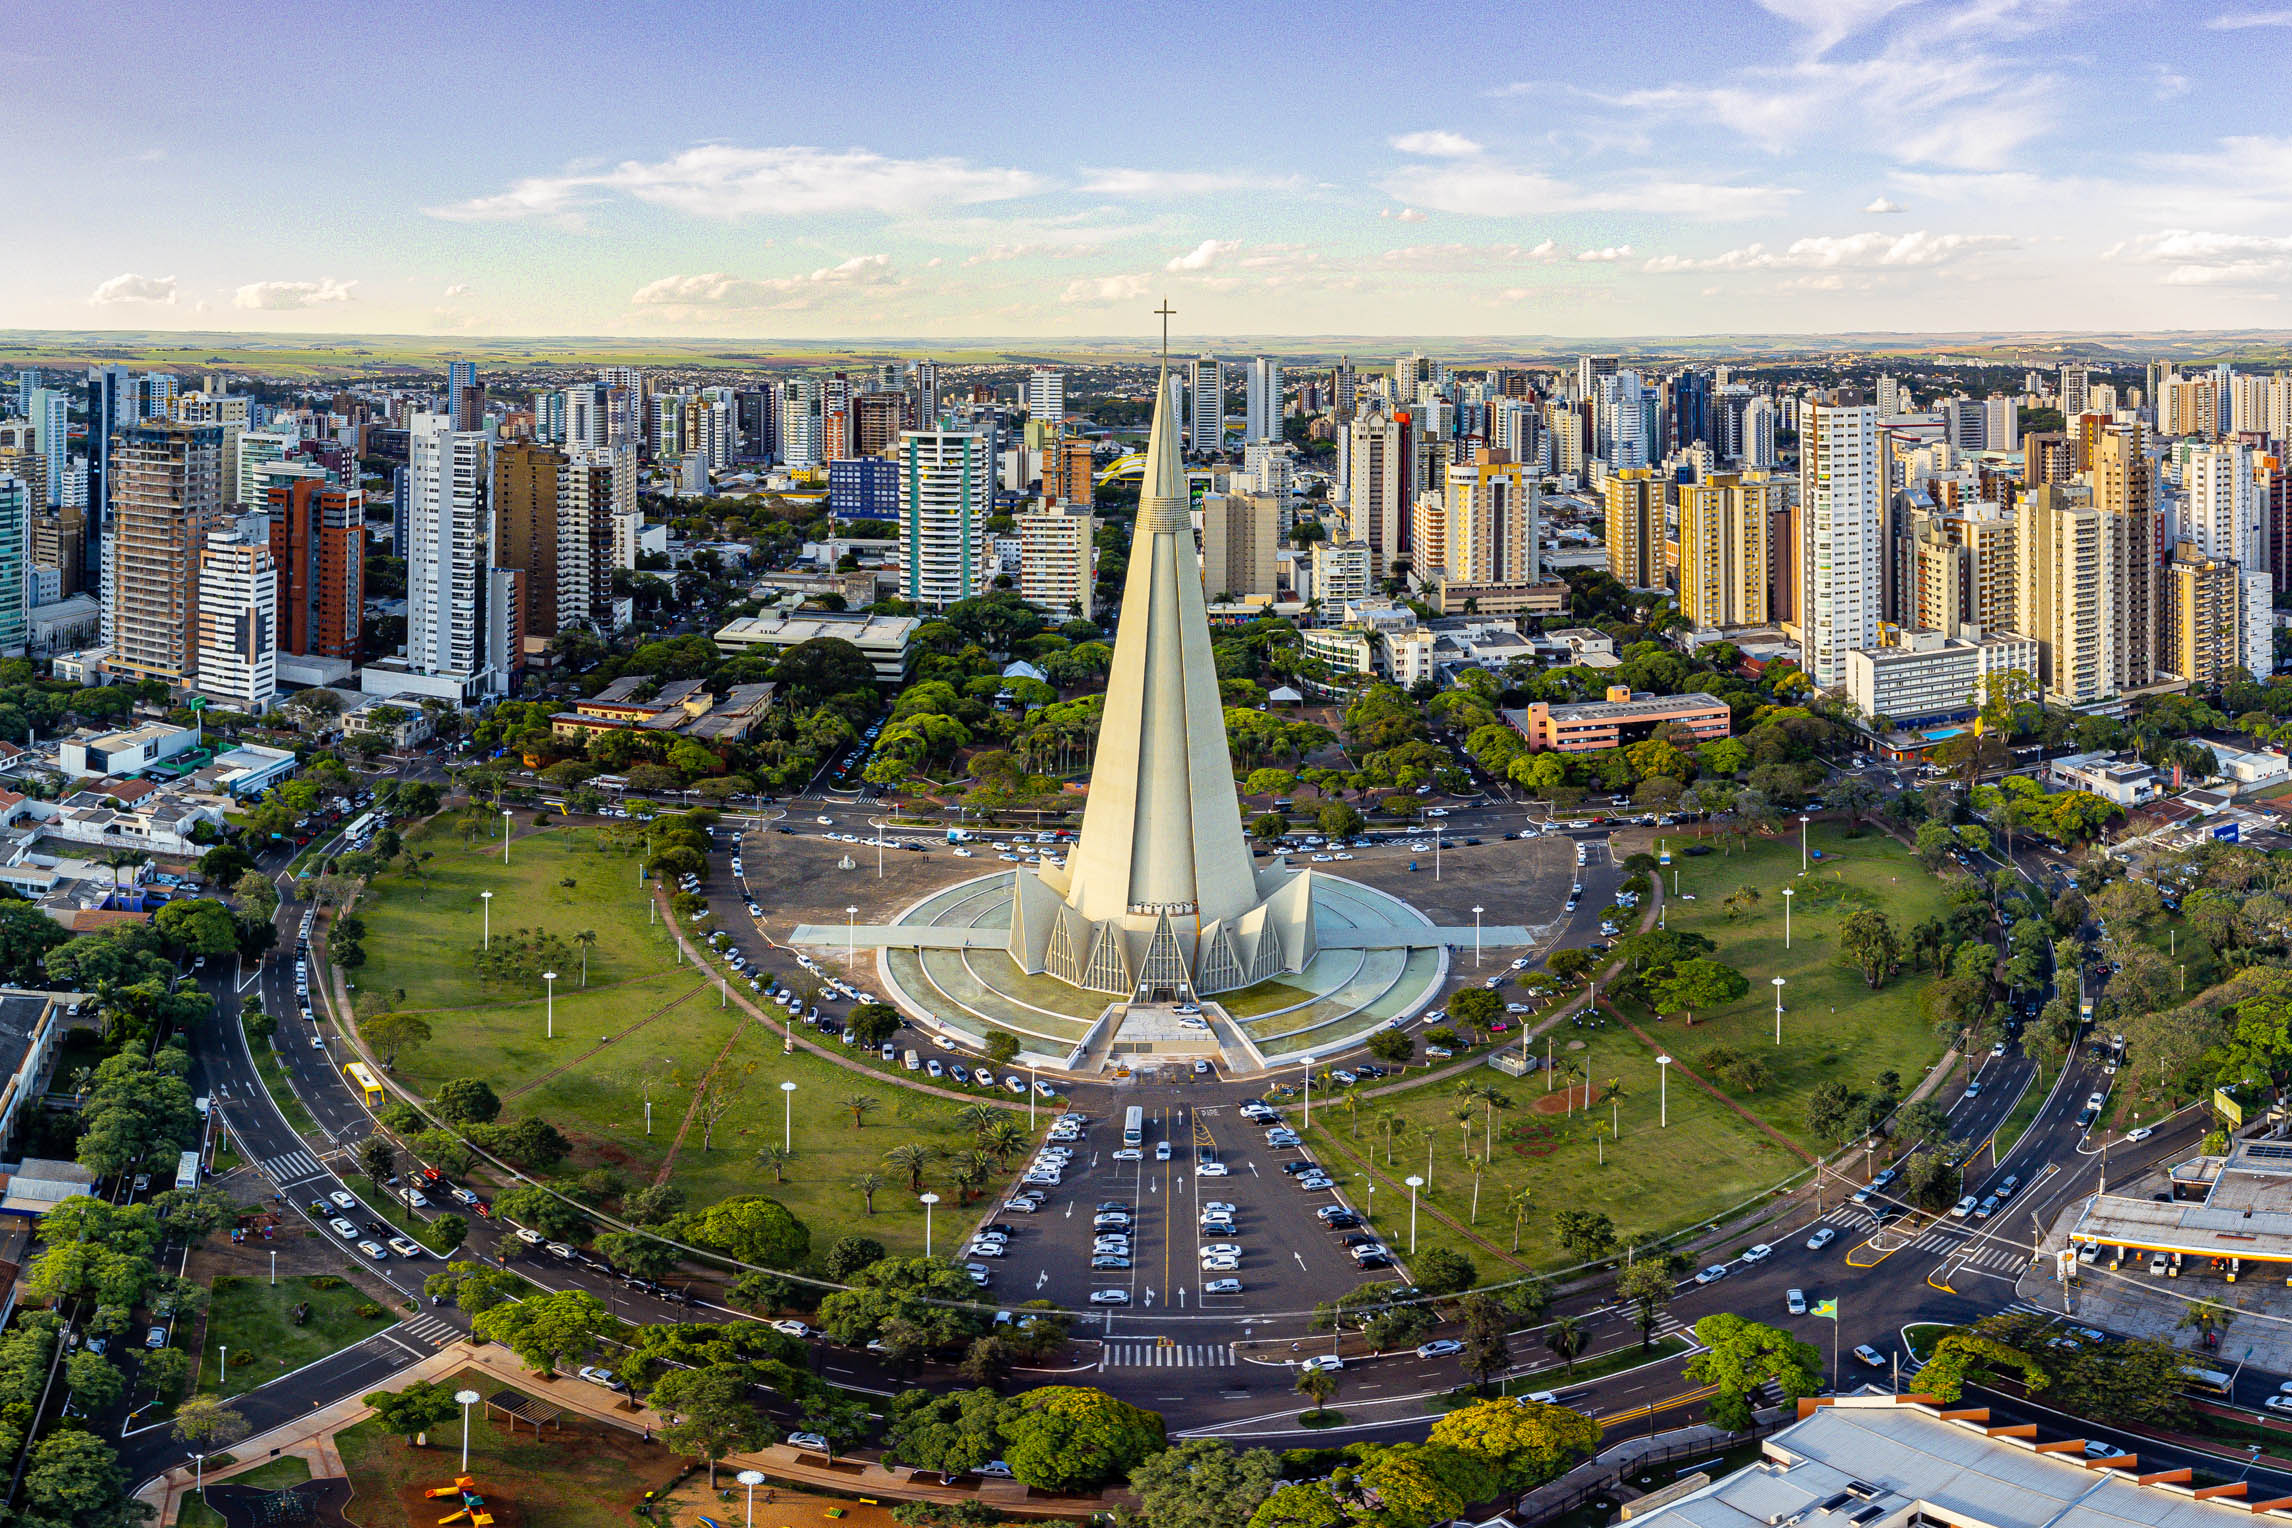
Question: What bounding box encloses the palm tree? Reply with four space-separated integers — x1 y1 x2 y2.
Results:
755 1143 792 1183
1546 1315 1587 1376
980 1119 1028 1162
1509 1188 1535 1254
1480 1085 1512 1157
885 1142 932 1193
1375 1108 1399 1166
954 1102 1001 1136
853 1171 885 1215
1342 1092 1361 1139
953 1148 996 1202
1467 1155 1486 1224
1599 1076 1628 1138
842 1093 879 1130
1453 1100 1476 1161
573 929 599 986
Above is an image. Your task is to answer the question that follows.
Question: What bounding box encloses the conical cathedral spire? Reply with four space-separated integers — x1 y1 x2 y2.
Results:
1006 319 1311 997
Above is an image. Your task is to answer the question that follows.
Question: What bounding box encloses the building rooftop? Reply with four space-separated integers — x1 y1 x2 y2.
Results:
1634 1398 2276 1528
1539 690 1730 724
2074 1136 2292 1264
716 610 921 647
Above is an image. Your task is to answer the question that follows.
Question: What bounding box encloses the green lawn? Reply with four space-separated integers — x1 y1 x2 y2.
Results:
334 1367 681 1528
200 1275 398 1399
1303 823 1953 1279
354 818 680 1015
177 1458 312 1526
361 826 1020 1259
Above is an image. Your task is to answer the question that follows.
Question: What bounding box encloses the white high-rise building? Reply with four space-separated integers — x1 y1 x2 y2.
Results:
193 531 276 712
1018 505 1094 618
1742 396 1778 469
1798 395 1883 689
234 429 301 510
2059 363 2090 416
1984 396 2018 453
29 388 66 509
0 474 27 656
405 412 496 687
1025 368 1065 427
1243 357 1282 444
779 377 826 468
1595 371 1648 469
2185 441 2260 568
896 428 995 606
1187 356 1224 454
1241 441 1291 498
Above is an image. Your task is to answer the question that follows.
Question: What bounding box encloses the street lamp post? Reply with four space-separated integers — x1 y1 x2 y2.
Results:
1405 1175 1424 1253
1028 1065 1038 1128
1772 976 1786 1045
737 1470 767 1528
1473 905 1484 967
846 905 859 962
194 1454 204 1504
781 1080 797 1152
1656 1054 1672 1128
919 1192 940 1257
1799 813 1810 873
269 1248 276 1286
480 890 493 950
456 1388 482 1472
502 809 513 864
1434 822 1442 881
542 971 558 1039
1782 886 1794 949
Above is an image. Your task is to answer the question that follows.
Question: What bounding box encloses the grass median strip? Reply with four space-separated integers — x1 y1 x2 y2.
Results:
198 1274 398 1399
1423 1335 1692 1411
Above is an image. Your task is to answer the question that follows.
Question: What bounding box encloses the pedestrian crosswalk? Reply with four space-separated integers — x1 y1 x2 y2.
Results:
398 1314 459 1348
262 1148 327 1185
2001 1299 2057 1320
1100 1342 1233 1368
1949 1243 2036 1273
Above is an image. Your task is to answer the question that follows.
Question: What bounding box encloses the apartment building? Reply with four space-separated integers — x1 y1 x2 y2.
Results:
1676 470 1782 629
1603 467 1665 589
1844 628 2040 728
193 533 277 713
897 428 995 607
107 419 225 690
1799 394 1884 690
1200 490 1281 601
2015 483 2115 707
266 477 364 663
1017 506 1094 619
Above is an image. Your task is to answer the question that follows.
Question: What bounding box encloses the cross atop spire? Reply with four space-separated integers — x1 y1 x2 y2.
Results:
1154 298 1175 367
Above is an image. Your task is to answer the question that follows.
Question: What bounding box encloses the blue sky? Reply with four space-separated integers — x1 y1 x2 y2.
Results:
11 0 2292 338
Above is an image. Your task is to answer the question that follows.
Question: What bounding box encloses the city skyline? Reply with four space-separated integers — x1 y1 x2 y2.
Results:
8 0 2291 339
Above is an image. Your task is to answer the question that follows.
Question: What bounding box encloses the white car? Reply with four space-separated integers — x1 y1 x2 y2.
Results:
1694 1264 1729 1285
1806 1227 1837 1252
1204 1201 1236 1214
1299 1355 1344 1373
356 1240 388 1260
772 1320 811 1338
385 1237 424 1258
967 1241 1007 1258
1195 1160 1229 1176
1204 1278 1243 1294
1200 1243 1242 1259
1089 1289 1130 1305
1951 1195 1979 1218
1201 1255 1240 1272
1742 1244 1773 1263
327 1217 359 1239
1111 1147 1143 1162
2125 1126 2154 1143
329 1190 358 1211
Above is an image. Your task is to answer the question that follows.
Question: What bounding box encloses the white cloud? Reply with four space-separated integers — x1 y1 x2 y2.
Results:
1389 130 1483 158
233 277 357 310
429 145 1045 225
1643 229 2016 273
1576 245 1635 262
1396 207 1427 223
1165 239 1241 272
442 282 473 298
89 272 177 305
1076 167 1300 197
2103 229 2292 285
1381 162 1793 220
1751 0 1922 55
1059 273 1155 305
2208 7 2292 26
1378 240 1561 269
961 242 1103 266
1863 197 1905 213
629 256 896 312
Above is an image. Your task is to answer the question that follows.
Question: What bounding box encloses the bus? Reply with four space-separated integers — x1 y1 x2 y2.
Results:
343 1061 385 1108
1123 1106 1145 1149
2179 1365 2233 1397
174 1149 201 1192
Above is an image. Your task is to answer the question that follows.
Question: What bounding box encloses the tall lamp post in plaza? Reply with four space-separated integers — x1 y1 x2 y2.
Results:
1404 1174 1424 1254
1472 905 1485 967
919 1191 940 1257
456 1388 482 1472
846 906 858 962
738 1470 767 1527
781 1080 797 1152
542 971 558 1039
1656 1054 1672 1128
1772 976 1786 1045
1799 813 1811 873
480 890 493 950
1781 886 1794 950
502 809 514 864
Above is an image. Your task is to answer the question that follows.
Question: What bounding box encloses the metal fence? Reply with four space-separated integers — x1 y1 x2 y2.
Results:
1516 1415 1788 1526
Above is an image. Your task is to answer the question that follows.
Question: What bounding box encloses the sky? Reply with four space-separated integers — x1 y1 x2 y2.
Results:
9 0 2292 341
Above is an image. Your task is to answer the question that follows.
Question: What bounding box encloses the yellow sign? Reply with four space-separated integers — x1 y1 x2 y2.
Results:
2216 1087 2245 1128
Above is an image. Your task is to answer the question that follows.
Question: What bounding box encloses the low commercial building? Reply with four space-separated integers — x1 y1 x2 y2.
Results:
2046 750 2157 806
1628 1393 2265 1528
24 781 234 858
2070 1135 2292 1281
1422 577 1568 617
713 609 919 685
2205 742 2290 795
199 743 298 799
1842 628 2039 728
58 722 200 779
549 675 779 746
1505 686 1731 753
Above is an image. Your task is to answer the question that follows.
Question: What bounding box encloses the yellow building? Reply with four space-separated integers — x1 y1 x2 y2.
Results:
1675 470 1781 629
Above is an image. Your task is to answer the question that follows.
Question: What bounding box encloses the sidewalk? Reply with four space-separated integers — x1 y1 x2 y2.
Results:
143 1341 1122 1525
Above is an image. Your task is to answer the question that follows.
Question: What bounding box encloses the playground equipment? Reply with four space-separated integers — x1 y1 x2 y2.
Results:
424 1475 495 1526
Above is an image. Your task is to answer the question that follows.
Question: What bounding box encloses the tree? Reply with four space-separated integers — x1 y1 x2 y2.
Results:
1654 958 1749 1025
471 1289 626 1376
1292 1365 1338 1419
884 1386 1008 1477
1546 1314 1587 1376
64 1348 125 1413
154 897 239 956
816 1257 985 1355
173 1394 250 1448
886 1141 934 1193
1615 1259 1673 1349
22 1429 139 1527
999 1385 1165 1490
1414 1247 1477 1295
1428 1396 1601 1491
1686 1313 1824 1430
1552 1208 1618 1261
363 1010 433 1068
1247 1483 1347 1528
849 1002 902 1048
364 1379 463 1443
684 1195 811 1269
0 898 71 986
1914 819 1955 870
1366 1026 1414 1065
1839 908 1903 988
1319 801 1366 839
434 1076 502 1125
825 1234 889 1281
1448 986 1503 1034
1123 1438 1286 1528
651 1363 777 1487
983 1030 1021 1065
490 1186 589 1243
594 1230 680 1280
1916 1330 2050 1403
842 1092 880 1129
356 1136 399 1199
